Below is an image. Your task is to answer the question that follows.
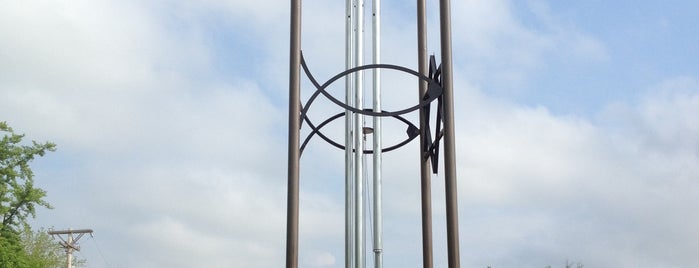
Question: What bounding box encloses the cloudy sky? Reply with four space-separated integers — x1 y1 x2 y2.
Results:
1 0 698 267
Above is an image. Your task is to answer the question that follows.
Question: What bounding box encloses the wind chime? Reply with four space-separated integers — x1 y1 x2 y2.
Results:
286 1 461 267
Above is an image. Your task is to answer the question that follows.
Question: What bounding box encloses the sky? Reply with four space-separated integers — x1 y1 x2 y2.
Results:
1 0 698 267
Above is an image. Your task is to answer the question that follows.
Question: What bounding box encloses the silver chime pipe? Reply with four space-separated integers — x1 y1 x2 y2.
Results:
354 0 366 266
345 0 356 267
371 0 383 267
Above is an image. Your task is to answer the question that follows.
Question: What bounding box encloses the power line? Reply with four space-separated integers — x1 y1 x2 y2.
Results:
89 236 113 268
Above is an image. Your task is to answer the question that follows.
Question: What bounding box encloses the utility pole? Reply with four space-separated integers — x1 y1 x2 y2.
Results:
48 228 93 268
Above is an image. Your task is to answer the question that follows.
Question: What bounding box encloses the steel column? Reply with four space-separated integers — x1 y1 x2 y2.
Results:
438 0 460 267
286 0 302 267
416 0 434 267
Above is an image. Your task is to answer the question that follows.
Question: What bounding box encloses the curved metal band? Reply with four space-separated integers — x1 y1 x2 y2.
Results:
300 109 419 156
298 52 443 158
300 53 442 120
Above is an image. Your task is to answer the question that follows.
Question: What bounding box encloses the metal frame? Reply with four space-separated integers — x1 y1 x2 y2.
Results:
286 0 460 267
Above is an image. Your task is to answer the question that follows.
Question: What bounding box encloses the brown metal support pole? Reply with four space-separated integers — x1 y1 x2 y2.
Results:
439 0 461 267
286 0 301 267
416 0 433 267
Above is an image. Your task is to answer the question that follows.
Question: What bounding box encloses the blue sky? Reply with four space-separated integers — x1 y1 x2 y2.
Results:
1 0 697 267
507 1 698 115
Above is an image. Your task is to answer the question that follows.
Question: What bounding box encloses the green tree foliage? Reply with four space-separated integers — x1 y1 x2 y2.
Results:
0 121 55 230
0 226 26 267
0 227 65 268
20 227 64 268
0 121 63 267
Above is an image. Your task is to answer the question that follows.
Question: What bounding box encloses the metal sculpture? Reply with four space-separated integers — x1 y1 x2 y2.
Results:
286 1 460 267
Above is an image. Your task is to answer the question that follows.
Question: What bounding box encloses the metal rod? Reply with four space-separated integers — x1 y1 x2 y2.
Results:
417 0 434 267
371 0 383 267
354 1 365 266
286 0 302 267
345 0 356 267
438 0 460 267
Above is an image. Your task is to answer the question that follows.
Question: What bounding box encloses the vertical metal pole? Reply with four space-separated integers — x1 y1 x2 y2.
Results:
354 1 365 267
417 0 434 267
438 0 460 267
286 0 301 267
371 0 383 267
66 234 73 268
345 0 356 267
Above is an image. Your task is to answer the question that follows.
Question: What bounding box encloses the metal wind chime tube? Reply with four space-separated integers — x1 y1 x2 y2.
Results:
371 0 383 266
371 0 383 267
347 1 382 267
345 0 356 267
353 0 365 267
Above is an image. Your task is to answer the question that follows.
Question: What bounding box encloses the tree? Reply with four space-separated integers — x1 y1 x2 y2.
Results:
0 121 55 230
20 227 64 268
0 227 66 268
0 121 59 267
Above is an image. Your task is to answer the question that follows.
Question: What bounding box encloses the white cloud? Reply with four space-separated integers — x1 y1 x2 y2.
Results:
451 75 699 266
450 0 608 91
3 0 697 267
304 250 337 267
